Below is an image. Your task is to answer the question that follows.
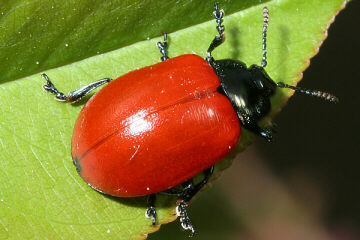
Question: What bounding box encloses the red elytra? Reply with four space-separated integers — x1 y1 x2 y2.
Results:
71 54 241 197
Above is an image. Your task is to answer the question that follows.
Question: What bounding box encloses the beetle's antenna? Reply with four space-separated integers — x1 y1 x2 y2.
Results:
277 82 339 103
261 7 269 68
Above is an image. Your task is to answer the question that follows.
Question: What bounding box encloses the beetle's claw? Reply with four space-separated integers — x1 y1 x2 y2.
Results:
42 74 57 93
42 75 54 92
145 206 157 225
41 73 68 101
176 200 196 237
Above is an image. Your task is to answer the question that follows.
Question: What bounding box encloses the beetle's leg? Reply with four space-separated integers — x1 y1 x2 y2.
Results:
145 194 157 225
181 166 214 202
206 3 225 64
157 33 169 61
160 166 215 197
241 116 274 142
162 166 214 237
42 73 112 103
250 125 274 142
175 179 196 237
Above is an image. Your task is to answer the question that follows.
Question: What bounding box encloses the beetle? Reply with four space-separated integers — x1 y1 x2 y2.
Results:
42 3 338 237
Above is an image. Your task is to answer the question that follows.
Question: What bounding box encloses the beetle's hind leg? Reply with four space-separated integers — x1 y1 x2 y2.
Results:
157 33 169 61
42 73 112 103
161 166 215 237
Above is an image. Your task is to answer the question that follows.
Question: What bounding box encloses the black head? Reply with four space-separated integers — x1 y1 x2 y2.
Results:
211 59 277 141
207 5 337 141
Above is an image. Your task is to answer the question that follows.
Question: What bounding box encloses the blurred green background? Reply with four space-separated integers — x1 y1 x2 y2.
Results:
149 1 360 239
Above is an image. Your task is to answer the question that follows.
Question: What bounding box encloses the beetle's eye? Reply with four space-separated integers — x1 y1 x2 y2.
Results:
254 79 264 90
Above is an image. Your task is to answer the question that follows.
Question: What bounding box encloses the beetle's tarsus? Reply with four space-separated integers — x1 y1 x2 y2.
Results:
206 2 225 63
146 194 157 225
176 200 196 237
261 126 274 142
157 33 169 61
145 206 157 225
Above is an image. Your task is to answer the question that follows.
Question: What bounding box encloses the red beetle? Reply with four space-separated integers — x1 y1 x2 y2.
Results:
42 3 337 236
70 53 240 197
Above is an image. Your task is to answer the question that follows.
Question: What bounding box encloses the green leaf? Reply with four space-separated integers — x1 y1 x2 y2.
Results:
0 0 347 239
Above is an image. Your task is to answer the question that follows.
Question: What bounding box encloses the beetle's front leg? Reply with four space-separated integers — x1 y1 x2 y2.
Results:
242 121 274 142
237 112 274 142
206 3 225 64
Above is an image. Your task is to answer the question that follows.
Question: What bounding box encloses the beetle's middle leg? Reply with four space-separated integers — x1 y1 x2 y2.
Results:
145 194 157 225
